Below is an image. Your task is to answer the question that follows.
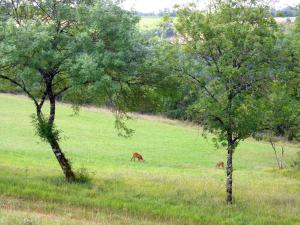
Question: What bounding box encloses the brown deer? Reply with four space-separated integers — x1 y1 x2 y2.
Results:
216 161 224 169
131 152 144 162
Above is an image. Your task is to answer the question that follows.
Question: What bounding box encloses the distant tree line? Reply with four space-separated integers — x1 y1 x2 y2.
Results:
137 8 177 17
272 5 300 17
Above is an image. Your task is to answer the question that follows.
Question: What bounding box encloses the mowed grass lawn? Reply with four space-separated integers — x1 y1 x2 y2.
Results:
0 94 299 225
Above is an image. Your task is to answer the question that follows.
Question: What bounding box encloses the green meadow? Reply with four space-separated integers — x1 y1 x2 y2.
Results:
0 94 299 225
139 16 162 30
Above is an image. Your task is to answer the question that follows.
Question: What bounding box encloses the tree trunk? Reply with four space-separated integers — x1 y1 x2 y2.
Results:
49 138 75 181
226 93 234 204
226 139 234 204
45 76 76 181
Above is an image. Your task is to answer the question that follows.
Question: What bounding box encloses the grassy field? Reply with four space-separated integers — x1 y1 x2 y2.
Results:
0 94 299 225
139 16 162 30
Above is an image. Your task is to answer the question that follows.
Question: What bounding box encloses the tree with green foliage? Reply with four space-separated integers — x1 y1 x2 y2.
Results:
175 0 278 203
287 9 300 99
270 8 300 170
0 0 149 181
262 83 300 169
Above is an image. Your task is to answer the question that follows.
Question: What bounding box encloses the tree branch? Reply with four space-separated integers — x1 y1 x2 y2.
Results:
38 91 47 109
183 71 221 104
10 0 21 25
54 85 71 97
232 76 270 97
0 74 39 107
208 114 225 126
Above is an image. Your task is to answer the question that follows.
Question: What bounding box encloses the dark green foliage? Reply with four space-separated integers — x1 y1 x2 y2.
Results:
264 9 300 143
291 152 300 170
263 83 300 141
163 92 197 120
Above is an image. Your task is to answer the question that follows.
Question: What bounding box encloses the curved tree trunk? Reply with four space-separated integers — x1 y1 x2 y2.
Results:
45 77 76 181
0 72 76 181
49 138 75 181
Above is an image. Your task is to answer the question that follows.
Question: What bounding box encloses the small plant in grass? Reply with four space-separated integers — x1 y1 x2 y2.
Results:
269 136 286 170
291 152 300 170
75 167 94 184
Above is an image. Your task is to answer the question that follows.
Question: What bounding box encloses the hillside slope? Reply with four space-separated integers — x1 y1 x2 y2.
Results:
0 94 299 225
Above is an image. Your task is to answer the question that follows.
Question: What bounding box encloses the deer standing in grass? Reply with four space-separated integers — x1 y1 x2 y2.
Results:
216 161 224 169
131 152 144 162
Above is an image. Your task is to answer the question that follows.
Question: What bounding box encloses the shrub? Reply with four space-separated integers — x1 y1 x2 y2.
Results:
291 152 300 170
75 167 94 184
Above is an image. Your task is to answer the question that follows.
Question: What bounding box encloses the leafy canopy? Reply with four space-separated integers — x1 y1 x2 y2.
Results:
0 0 150 136
175 0 278 147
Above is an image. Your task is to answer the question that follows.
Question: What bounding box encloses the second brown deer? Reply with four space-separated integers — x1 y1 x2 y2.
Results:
216 161 224 169
131 152 144 162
